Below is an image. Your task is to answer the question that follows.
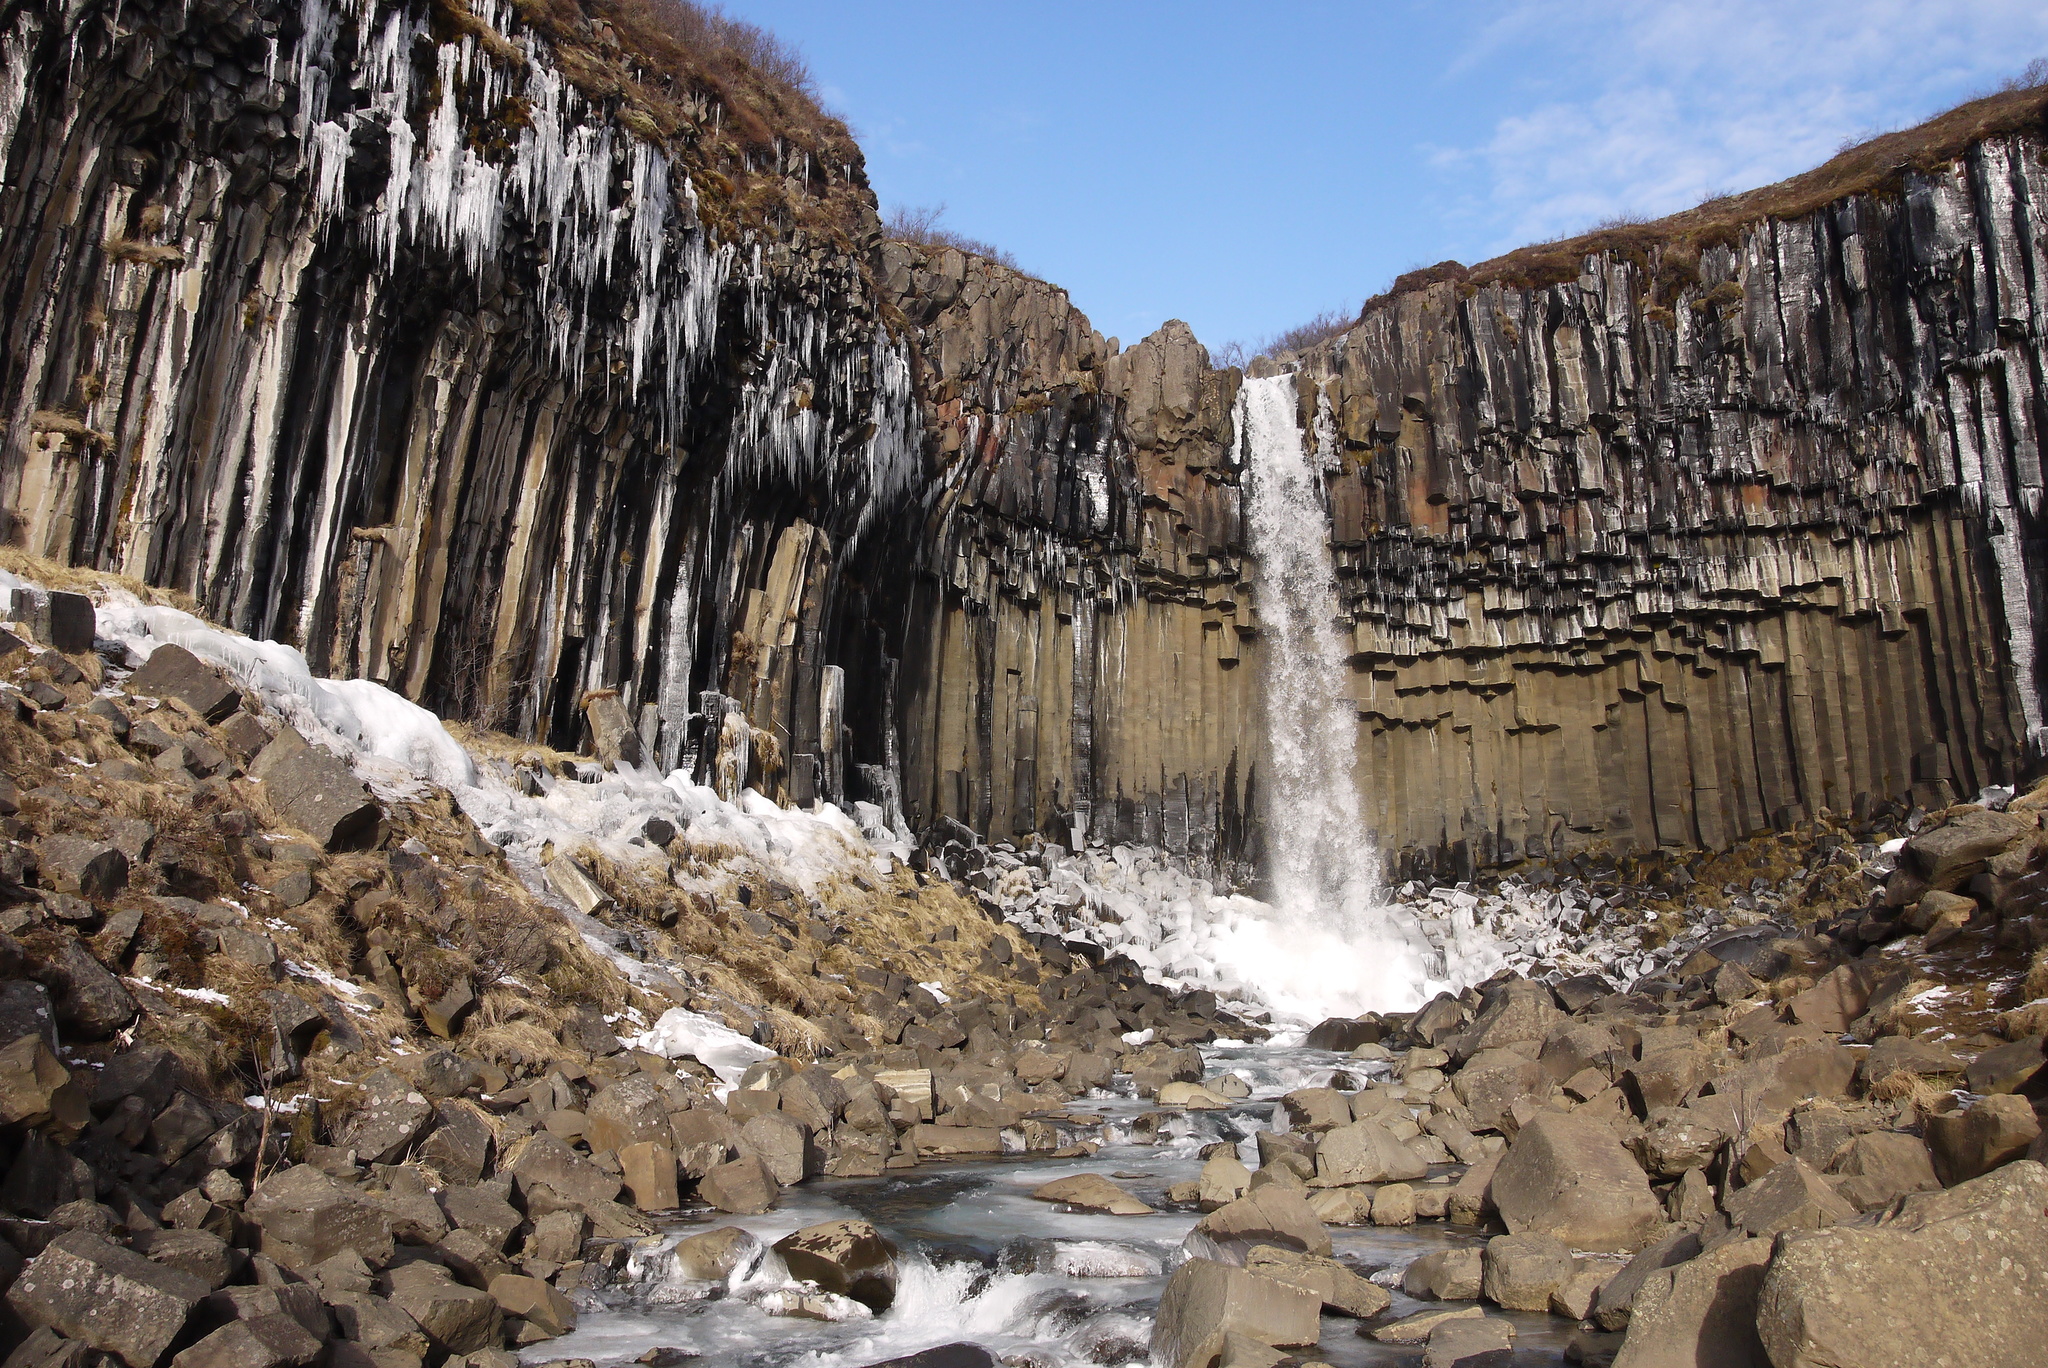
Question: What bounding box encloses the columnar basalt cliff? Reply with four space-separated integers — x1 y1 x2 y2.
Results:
3 0 2045 882
887 139 2048 880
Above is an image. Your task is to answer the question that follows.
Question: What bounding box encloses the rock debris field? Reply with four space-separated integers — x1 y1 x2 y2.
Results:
0 575 2040 1368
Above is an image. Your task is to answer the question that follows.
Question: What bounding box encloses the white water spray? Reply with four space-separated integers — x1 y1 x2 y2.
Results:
1231 373 1434 1013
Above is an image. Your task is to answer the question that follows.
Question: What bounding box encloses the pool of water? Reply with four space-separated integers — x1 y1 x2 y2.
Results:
531 1044 1579 1368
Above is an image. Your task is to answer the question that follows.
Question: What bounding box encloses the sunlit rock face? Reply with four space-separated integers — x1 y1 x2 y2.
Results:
2 0 2042 881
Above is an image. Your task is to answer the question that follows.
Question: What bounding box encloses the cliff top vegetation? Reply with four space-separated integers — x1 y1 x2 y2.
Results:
1354 60 2048 315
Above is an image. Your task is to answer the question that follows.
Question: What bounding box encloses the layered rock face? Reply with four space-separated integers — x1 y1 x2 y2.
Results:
0 0 915 808
894 144 2048 878
2 0 2043 880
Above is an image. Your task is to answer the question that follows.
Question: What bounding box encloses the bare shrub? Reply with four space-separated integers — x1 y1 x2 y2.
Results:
882 202 1021 270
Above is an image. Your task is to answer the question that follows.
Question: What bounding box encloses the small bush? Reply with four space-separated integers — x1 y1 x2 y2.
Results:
883 203 1021 270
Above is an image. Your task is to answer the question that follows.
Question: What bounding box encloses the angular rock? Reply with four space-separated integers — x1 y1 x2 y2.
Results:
1422 1317 1514 1368
1591 1229 1703 1332
243 1164 395 1270
1722 1158 1855 1238
697 1156 781 1215
6 1230 209 1368
35 939 135 1040
129 645 240 723
170 1314 324 1368
1404 1246 1484 1301
773 1219 899 1311
1316 1117 1428 1184
618 1140 680 1211
1193 1188 1331 1257
1150 1257 1320 1368
1243 1244 1389 1318
486 1274 577 1337
1823 1131 1940 1210
1490 1112 1663 1252
1372 1182 1417 1225
341 1073 434 1165
1030 1174 1152 1215
386 1267 501 1355
1755 1161 2048 1368
1369 1305 1486 1344
1926 1093 2042 1184
1610 1237 1772 1368
248 727 381 851
1481 1233 1573 1311
504 1132 622 1210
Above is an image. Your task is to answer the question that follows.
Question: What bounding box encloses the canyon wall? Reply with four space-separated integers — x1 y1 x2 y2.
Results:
2 0 2043 881
892 140 2048 879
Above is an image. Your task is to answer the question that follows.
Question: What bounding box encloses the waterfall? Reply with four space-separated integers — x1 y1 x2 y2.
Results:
1232 373 1435 1015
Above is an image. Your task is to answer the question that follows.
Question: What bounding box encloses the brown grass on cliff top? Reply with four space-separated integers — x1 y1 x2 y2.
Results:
884 203 1022 271
1357 70 2048 315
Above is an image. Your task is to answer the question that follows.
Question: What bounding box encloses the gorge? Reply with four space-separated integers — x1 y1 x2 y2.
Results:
5 0 2044 894
0 4 2047 1367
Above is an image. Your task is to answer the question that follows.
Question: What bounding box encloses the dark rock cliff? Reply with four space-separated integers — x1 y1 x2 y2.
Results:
3 0 2044 881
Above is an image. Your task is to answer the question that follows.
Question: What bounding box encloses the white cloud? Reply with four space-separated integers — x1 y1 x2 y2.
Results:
1432 0 2048 255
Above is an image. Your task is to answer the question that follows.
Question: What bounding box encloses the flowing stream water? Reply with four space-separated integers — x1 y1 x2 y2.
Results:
535 1044 1579 1368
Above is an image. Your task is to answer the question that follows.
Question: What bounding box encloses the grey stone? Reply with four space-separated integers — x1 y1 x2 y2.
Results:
1150 1257 1320 1368
5 1230 208 1368
773 1219 898 1310
1481 1232 1572 1311
1610 1237 1772 1368
248 727 380 851
1490 1112 1664 1252
128 645 240 724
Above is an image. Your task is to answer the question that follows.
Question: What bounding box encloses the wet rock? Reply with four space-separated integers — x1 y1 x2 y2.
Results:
854 1347 996 1368
1243 1243 1388 1317
1304 1018 1382 1052
903 1123 1001 1156
1151 1257 1320 1368
1610 1237 1772 1368
773 1219 899 1311
1422 1316 1515 1368
1404 1247 1484 1300
1030 1174 1153 1215
1490 1113 1663 1252
1368 1305 1486 1344
1196 1152 1250 1208
671 1227 761 1282
6 1230 209 1367
618 1140 680 1211
696 1156 781 1215
1278 1087 1350 1131
1755 1161 2048 1368
1193 1188 1331 1257
1481 1233 1573 1311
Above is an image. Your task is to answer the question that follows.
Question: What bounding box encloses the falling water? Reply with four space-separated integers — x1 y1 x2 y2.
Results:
1233 372 1434 1013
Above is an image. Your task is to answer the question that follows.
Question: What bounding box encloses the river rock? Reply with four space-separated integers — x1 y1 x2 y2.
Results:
1150 1257 1320 1368
773 1220 899 1311
1490 1112 1663 1252
698 1155 781 1215
1030 1174 1152 1215
1480 1233 1573 1311
1193 1188 1331 1257
1243 1244 1389 1318
1422 1316 1514 1368
1755 1161 2048 1368
1316 1117 1427 1184
1404 1247 1484 1301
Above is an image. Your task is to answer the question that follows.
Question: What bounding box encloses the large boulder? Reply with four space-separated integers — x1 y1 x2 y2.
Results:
244 1164 395 1270
1755 1160 2048 1368
503 1132 622 1210
1824 1131 1940 1210
248 726 381 851
1490 1112 1663 1252
129 644 240 722
1243 1244 1389 1318
1452 1049 1547 1132
385 1266 500 1355
1480 1233 1572 1311
773 1219 899 1311
1926 1094 2041 1184
1721 1159 1855 1239
6 1231 209 1368
1403 1247 1484 1301
1315 1117 1427 1185
1150 1257 1320 1368
170 1314 324 1368
1610 1237 1772 1368
1193 1188 1331 1257
1030 1174 1152 1215
1903 807 2030 888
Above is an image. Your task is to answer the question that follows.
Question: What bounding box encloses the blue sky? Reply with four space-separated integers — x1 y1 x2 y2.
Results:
719 1 2048 355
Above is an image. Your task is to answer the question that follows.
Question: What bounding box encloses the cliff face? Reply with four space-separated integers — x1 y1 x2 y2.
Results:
0 0 914 809
3 0 2044 882
889 139 2048 880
